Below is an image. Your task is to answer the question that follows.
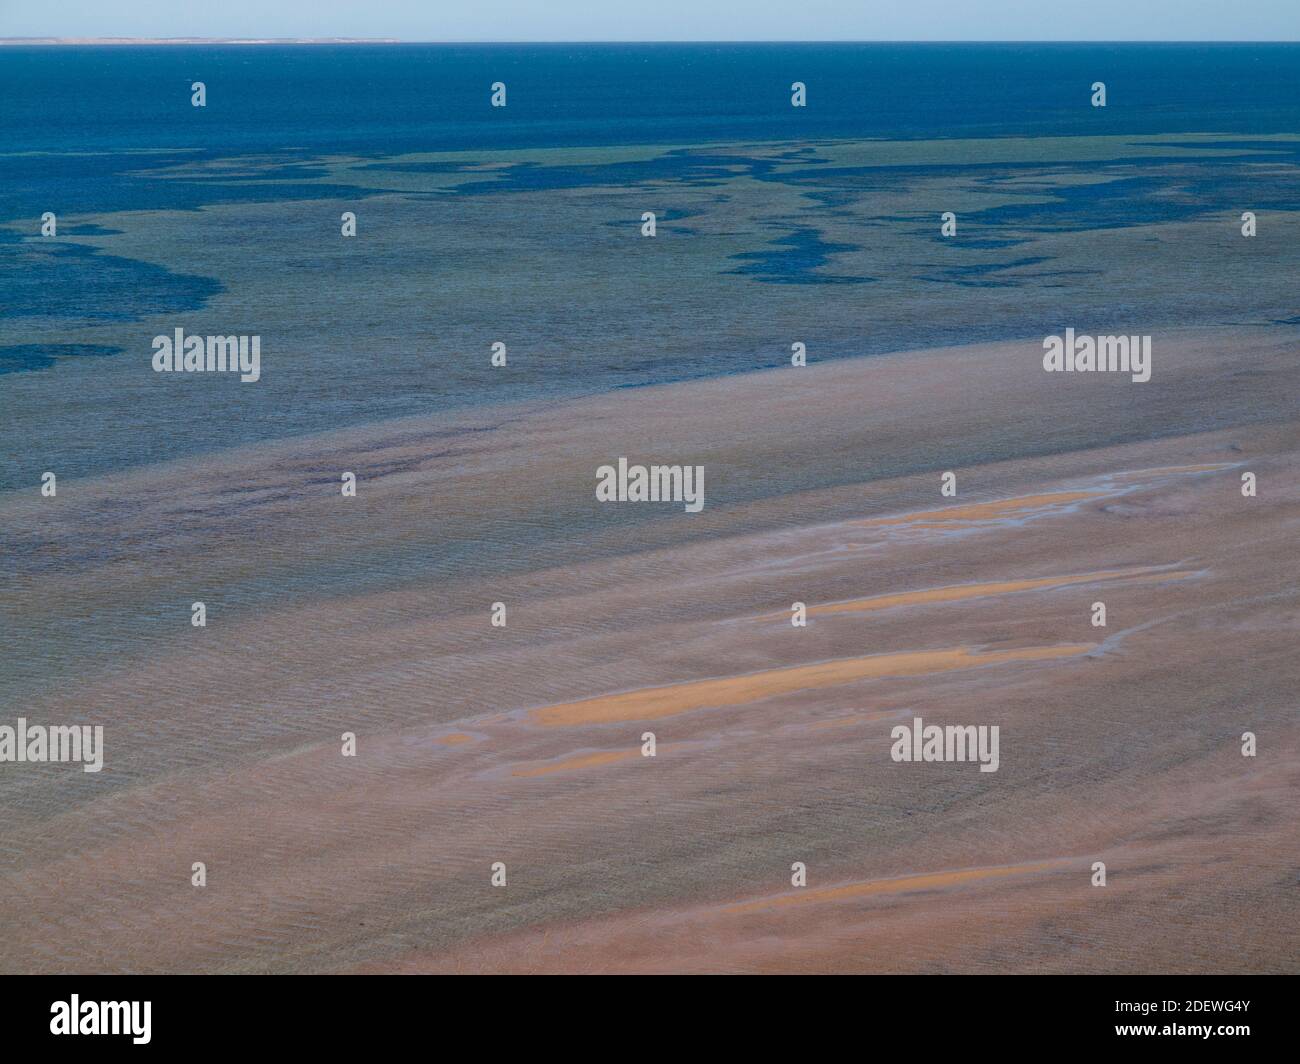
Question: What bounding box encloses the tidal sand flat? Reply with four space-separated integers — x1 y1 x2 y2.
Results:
3 43 1299 975
1 327 1296 973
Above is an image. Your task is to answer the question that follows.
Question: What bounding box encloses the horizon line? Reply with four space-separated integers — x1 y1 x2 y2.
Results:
4 37 1300 45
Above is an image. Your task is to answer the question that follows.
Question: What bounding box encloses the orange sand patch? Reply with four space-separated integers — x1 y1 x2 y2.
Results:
721 860 1071 915
435 734 474 746
529 643 1095 727
511 747 644 777
857 491 1104 529
804 567 1190 617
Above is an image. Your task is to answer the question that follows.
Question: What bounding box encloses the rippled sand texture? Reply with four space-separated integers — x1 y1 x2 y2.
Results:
1 327 1297 973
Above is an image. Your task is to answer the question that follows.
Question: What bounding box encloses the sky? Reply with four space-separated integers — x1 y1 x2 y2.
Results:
3 0 1298 41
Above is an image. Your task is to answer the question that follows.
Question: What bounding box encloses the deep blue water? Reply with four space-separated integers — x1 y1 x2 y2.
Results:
2 44 1299 490
3 43 1299 220
5 43 1300 156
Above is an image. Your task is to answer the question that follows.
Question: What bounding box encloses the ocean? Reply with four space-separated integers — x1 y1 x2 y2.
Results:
2 43 1299 492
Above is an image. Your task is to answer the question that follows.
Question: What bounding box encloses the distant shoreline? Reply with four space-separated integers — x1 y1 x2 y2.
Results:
2 38 1296 46
0 38 403 46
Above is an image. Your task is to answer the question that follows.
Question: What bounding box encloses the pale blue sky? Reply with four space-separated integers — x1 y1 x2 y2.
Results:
4 0 1298 41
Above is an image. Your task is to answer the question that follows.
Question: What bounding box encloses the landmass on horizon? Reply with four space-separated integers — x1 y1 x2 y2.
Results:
0 38 402 45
